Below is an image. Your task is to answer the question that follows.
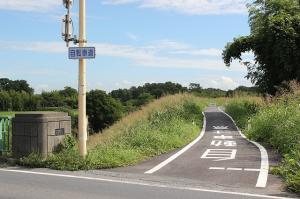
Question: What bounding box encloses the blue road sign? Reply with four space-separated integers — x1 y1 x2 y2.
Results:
69 47 96 59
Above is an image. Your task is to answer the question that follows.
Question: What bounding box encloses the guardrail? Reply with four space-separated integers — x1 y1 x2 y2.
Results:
0 116 12 153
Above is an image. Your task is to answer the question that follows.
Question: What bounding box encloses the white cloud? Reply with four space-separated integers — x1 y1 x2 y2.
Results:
195 76 249 90
103 0 139 4
220 76 239 89
0 0 60 12
102 0 248 15
127 33 139 41
172 48 222 56
114 80 134 89
35 84 50 93
0 40 248 71
0 41 66 53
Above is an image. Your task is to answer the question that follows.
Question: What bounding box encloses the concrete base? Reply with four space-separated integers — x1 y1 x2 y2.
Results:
12 112 71 157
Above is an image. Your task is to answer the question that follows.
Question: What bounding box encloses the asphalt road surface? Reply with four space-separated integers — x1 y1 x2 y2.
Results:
0 168 294 199
0 105 296 199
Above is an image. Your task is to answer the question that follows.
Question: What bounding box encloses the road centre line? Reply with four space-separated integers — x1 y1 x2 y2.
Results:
144 112 207 174
218 107 269 188
0 168 291 199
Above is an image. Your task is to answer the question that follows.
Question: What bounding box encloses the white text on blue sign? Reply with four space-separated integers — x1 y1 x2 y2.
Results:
69 47 96 59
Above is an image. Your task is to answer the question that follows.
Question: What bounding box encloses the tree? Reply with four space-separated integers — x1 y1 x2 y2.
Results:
109 82 187 109
0 78 33 94
223 0 300 94
59 87 78 108
110 89 132 103
59 86 77 97
41 91 65 107
189 83 202 93
87 90 123 133
0 91 11 111
135 93 154 107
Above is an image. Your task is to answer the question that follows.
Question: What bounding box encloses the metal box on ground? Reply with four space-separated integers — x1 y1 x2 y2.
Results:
12 112 71 157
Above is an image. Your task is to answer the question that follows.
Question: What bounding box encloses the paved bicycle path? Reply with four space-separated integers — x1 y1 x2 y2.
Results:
146 106 266 188
112 105 284 192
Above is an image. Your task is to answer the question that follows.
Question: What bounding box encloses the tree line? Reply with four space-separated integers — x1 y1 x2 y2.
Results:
0 78 258 133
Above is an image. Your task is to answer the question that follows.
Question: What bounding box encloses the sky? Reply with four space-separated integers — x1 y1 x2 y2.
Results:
0 0 253 93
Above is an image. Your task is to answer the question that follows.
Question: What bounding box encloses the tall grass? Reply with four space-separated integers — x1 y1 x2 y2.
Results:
21 94 209 170
225 85 300 193
224 97 263 129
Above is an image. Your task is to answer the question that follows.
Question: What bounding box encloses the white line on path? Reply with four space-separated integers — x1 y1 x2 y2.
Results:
0 168 291 199
227 168 243 171
144 112 207 174
209 167 262 172
218 107 269 188
245 168 263 172
209 167 225 170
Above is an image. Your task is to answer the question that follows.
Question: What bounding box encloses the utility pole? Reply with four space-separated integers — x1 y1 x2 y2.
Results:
78 0 87 157
62 0 95 158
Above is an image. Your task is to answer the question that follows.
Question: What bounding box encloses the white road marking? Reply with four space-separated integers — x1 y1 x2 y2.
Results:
201 149 237 161
227 168 243 171
213 126 228 130
245 168 262 172
218 107 269 188
145 112 207 174
213 135 234 139
211 140 222 146
224 141 237 147
214 130 231 134
0 168 291 199
209 167 225 170
209 167 264 172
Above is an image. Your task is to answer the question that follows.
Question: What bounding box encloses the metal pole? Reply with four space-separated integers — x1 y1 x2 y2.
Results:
78 0 87 157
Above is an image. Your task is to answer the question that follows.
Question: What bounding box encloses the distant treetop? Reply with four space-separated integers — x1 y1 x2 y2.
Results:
0 78 34 94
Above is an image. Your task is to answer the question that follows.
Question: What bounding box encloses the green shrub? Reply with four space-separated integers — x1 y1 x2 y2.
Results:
225 99 261 129
19 152 46 168
46 135 83 171
247 104 300 153
274 150 300 193
47 148 84 171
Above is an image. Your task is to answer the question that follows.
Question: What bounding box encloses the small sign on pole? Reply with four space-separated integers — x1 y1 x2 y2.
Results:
69 47 96 59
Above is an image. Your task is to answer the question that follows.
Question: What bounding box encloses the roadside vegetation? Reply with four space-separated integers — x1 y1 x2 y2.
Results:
20 94 208 170
225 82 300 193
222 0 300 192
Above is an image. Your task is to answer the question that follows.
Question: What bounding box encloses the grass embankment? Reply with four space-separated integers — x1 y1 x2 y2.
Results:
21 94 208 170
225 92 300 193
